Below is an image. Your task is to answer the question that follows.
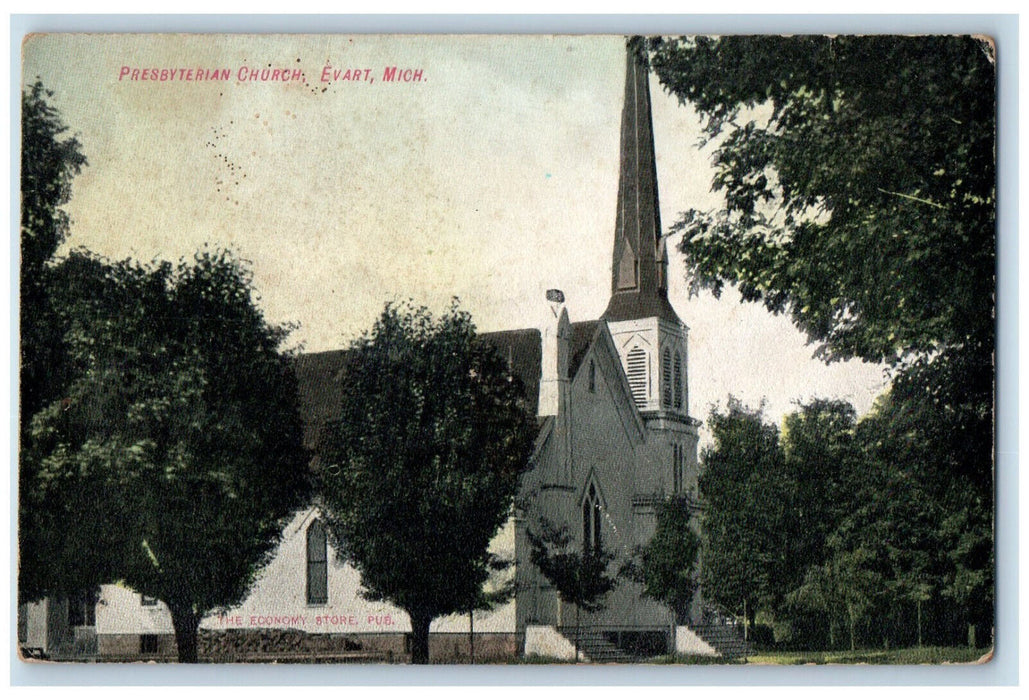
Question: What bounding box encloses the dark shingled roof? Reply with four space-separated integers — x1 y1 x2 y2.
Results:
568 320 601 379
295 320 603 452
477 328 542 409
602 290 682 325
478 320 601 406
294 349 349 451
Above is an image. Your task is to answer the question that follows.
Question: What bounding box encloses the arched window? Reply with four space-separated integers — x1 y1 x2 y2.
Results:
582 482 603 554
306 519 328 605
673 351 683 410
625 346 648 408
662 348 672 409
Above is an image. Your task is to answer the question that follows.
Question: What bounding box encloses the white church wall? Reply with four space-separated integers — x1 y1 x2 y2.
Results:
197 507 517 636
566 339 673 631
96 584 174 634
514 416 566 630
88 505 517 654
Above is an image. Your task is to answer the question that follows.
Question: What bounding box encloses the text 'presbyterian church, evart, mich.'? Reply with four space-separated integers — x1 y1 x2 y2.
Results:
20 41 742 663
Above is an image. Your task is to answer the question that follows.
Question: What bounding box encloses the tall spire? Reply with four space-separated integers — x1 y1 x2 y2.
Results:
602 37 680 325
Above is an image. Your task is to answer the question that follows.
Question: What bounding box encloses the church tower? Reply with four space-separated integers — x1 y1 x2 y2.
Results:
603 39 690 426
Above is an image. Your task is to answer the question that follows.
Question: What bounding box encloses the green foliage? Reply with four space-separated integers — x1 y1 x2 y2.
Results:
700 393 992 651
649 35 995 365
526 518 618 662
20 81 88 278
628 495 700 624
851 385 993 648
775 400 861 614
697 398 785 623
526 518 618 614
650 34 995 652
21 250 311 661
19 81 88 438
318 301 536 663
789 544 884 651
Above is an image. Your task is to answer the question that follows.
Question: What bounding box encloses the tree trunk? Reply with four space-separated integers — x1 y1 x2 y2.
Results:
468 608 474 663
575 604 581 662
848 604 857 652
410 611 432 664
916 599 923 648
169 603 201 663
743 599 748 641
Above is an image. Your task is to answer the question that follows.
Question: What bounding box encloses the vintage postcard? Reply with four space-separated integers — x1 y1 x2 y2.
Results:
17 32 995 666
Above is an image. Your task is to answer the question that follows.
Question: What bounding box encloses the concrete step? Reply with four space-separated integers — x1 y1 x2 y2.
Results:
689 623 751 660
556 628 642 664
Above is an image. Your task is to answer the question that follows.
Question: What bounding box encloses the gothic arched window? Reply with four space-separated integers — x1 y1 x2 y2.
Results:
582 482 603 554
674 351 683 410
625 346 648 408
306 519 328 605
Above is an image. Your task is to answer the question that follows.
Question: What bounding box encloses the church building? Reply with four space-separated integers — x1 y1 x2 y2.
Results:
20 41 738 663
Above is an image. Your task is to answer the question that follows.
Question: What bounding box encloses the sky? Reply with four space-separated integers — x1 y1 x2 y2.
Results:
22 33 889 438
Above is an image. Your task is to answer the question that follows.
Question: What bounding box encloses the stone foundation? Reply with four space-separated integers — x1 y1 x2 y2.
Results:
198 628 400 662
91 628 520 663
95 628 517 663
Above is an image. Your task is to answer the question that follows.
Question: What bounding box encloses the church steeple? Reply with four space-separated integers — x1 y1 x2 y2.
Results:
602 37 680 325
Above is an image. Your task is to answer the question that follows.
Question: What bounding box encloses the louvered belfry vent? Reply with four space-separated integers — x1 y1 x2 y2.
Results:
626 346 648 408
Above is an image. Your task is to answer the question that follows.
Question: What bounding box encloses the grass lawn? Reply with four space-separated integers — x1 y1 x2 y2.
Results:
513 646 992 665
743 646 992 665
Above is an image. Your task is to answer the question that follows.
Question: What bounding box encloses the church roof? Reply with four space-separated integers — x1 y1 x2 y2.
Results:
294 319 602 452
602 290 682 325
478 320 600 404
294 349 349 451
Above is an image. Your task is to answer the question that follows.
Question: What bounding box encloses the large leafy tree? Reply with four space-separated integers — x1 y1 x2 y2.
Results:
789 543 884 652
649 35 995 648
776 400 862 613
18 82 99 606
19 81 87 438
632 495 701 625
22 250 311 662
649 35 994 367
318 301 536 664
854 387 993 647
697 398 786 632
